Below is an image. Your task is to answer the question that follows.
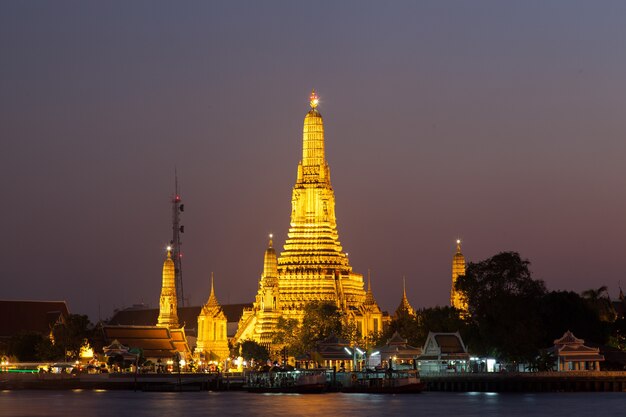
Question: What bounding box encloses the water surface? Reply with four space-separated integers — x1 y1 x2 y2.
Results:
1 390 624 417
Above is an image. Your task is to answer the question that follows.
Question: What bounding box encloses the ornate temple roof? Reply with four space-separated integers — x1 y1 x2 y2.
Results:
420 331 469 360
395 277 416 317
380 331 422 361
205 273 220 309
102 325 190 359
554 330 585 346
364 276 377 306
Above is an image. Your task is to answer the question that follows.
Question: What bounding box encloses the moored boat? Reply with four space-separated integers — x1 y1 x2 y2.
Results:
245 369 327 394
341 369 424 394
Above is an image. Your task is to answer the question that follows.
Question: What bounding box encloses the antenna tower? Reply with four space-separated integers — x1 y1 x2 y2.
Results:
171 170 185 306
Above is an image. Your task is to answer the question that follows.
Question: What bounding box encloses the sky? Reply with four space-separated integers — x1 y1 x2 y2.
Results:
1 1 625 323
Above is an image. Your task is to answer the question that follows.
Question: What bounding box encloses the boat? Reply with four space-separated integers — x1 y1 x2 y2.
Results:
340 369 424 394
245 369 327 393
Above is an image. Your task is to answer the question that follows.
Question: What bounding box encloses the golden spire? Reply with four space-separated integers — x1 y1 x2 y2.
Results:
403 276 407 298
207 272 220 308
364 270 377 306
263 234 278 279
301 89 325 168
451 239 468 313
157 246 179 328
280 89 349 271
396 276 415 316
162 247 175 289
309 89 319 109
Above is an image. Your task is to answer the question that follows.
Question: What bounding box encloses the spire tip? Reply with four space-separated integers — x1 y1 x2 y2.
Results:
309 89 319 109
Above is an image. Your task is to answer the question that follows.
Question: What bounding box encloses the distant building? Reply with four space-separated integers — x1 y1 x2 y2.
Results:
101 325 190 362
0 300 69 344
378 331 422 368
550 330 605 371
418 331 470 374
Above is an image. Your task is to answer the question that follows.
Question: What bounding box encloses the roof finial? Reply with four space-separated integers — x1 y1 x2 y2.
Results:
367 269 372 293
166 245 172 258
403 276 407 298
309 89 319 109
210 272 215 297
456 238 462 253
268 233 273 248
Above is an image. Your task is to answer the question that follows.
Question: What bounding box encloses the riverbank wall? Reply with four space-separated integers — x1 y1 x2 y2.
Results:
422 371 626 392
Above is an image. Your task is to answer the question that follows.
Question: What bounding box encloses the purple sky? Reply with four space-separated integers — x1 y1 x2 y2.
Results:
2 1 625 322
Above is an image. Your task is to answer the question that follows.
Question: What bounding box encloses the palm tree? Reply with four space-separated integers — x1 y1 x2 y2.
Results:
582 286 616 322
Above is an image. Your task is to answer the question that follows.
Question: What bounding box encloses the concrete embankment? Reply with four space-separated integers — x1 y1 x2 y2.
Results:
0 372 246 391
422 371 626 392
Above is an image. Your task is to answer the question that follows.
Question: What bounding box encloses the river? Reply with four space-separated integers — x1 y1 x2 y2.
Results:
1 390 624 416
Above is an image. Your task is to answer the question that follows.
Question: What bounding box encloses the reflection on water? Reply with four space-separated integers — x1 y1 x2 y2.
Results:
1 390 625 417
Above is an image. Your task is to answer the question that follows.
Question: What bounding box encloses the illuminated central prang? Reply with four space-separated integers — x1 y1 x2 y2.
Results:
278 91 352 275
234 91 382 345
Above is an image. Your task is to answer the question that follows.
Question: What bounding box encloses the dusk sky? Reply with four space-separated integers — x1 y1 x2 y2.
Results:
2 1 625 322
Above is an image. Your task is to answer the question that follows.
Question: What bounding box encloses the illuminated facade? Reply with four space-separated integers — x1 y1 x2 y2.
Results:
450 240 468 313
235 91 383 345
195 275 230 361
157 247 179 328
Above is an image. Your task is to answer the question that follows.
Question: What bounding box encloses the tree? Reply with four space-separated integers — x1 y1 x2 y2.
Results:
272 317 303 355
581 286 617 323
52 314 93 360
380 312 420 347
8 332 47 361
271 301 351 357
418 306 468 345
299 301 344 350
540 290 609 346
456 251 547 363
379 306 467 349
234 340 269 365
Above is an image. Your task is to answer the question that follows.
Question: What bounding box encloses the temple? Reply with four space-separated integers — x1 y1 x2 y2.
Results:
195 274 230 361
235 90 383 347
450 239 468 313
102 247 190 363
